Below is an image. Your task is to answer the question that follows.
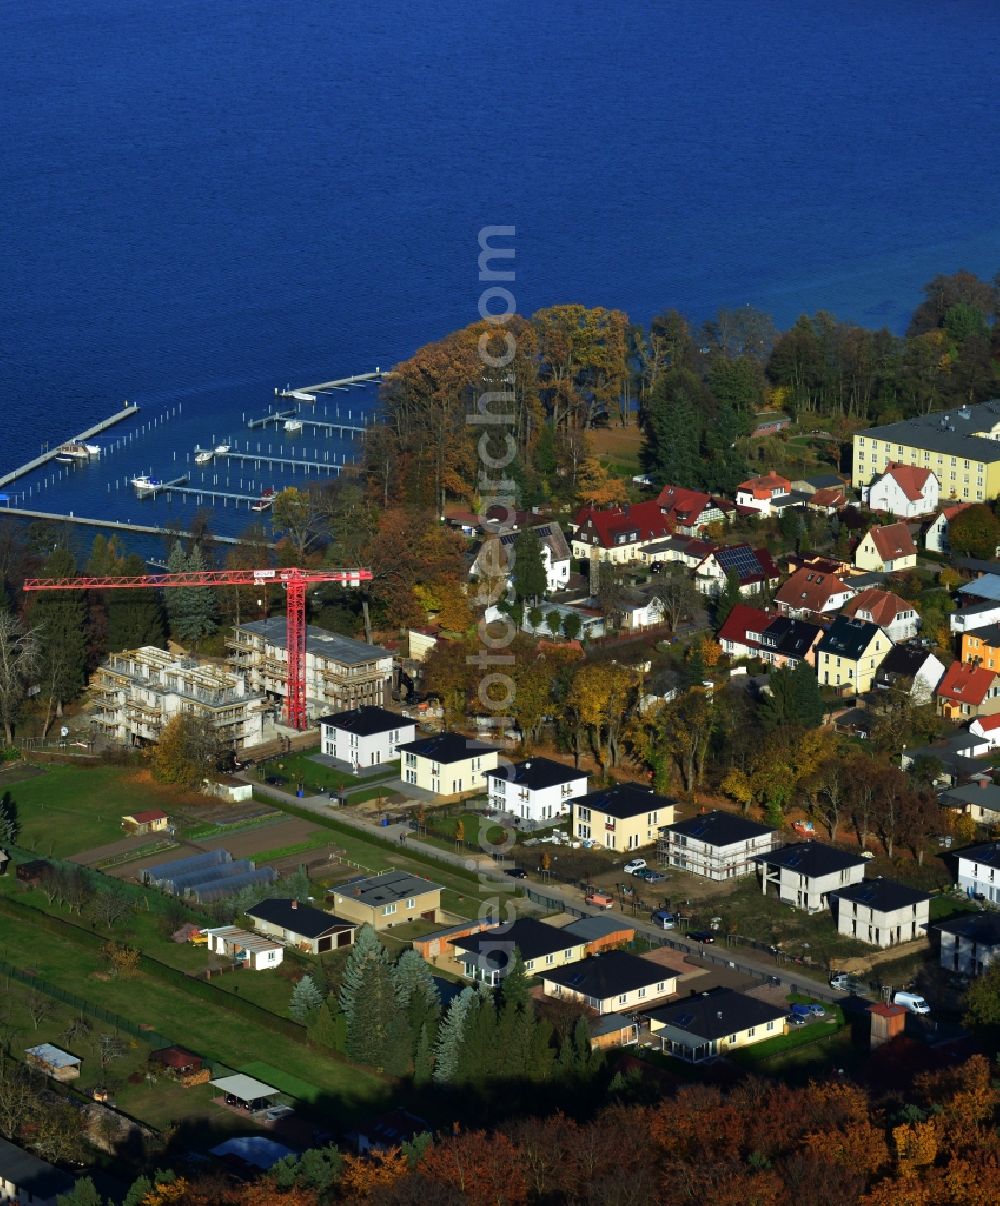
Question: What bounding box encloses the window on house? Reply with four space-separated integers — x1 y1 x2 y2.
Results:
407 897 415 908
382 903 396 915
545 954 554 966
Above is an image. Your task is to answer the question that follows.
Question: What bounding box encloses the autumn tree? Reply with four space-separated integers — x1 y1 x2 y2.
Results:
565 661 636 768
0 611 40 744
150 712 223 788
271 487 327 561
947 504 1000 560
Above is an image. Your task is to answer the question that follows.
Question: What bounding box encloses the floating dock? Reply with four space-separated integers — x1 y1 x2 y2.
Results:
245 410 368 436
0 403 140 489
216 450 343 474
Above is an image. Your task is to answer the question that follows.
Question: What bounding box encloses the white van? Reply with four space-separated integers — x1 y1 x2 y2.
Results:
893 991 931 1015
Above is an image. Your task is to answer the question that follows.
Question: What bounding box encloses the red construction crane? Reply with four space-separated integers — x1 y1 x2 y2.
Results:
22 566 373 731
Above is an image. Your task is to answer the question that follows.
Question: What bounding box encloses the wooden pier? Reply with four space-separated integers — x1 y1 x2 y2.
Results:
276 369 385 398
0 506 267 546
217 450 343 474
137 474 189 498
245 410 368 436
248 407 297 431
0 403 140 489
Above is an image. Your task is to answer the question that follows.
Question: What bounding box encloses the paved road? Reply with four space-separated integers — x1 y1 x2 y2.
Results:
246 777 851 1004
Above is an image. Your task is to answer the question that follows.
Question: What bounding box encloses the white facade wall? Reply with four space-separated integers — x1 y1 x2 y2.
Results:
543 974 677 1015
940 929 1000 976
486 771 589 823
866 472 939 518
320 720 415 766
957 855 1000 905
835 899 929 948
663 832 777 880
766 864 865 913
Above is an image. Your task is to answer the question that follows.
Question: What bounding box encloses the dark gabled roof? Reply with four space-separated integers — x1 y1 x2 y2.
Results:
334 870 443 907
562 915 636 942
647 987 787 1041
935 911 1000 945
664 809 776 848
877 644 934 680
397 732 499 764
831 877 929 912
959 842 1000 871
817 615 882 659
760 616 822 658
0 1136 76 1200
940 783 1000 813
754 841 866 877
484 757 586 792
452 918 582 967
317 706 411 737
246 898 355 939
571 783 676 821
542 950 674 998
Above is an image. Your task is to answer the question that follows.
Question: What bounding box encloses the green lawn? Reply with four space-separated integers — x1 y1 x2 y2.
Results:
4 764 192 858
258 750 399 794
0 905 388 1125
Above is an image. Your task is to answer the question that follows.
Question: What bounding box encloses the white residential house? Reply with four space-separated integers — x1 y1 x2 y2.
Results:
864 463 939 518
969 714 1000 748
471 522 572 595
874 644 946 704
754 842 867 913
956 842 1000 906
841 588 921 643
0 1137 75 1206
829 878 930 948
319 706 415 767
398 732 499 796
658 811 779 880
484 758 588 824
735 472 793 517
937 912 1000 977
203 925 284 971
925 503 974 554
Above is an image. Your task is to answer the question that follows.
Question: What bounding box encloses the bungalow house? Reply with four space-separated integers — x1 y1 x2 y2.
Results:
815 616 892 694
658 810 779 880
937 911 1000 977
939 779 1000 824
618 588 666 632
319 706 416 767
484 757 588 825
647 987 787 1062
245 898 356 954
754 841 866 913
735 471 792 517
841 588 920 643
24 1044 80 1082
570 501 674 564
829 878 930 948
864 463 939 518
541 950 677 1014
925 503 974 554
960 624 1000 672
756 616 823 669
806 485 848 515
775 567 856 619
572 784 676 852
935 660 1000 720
956 841 1000 906
452 917 587 985
121 808 169 835
716 603 775 660
0 1137 75 1206
398 732 499 796
329 870 443 930
654 484 731 536
694 545 780 598
470 522 572 595
854 523 918 574
873 643 946 704
203 925 283 970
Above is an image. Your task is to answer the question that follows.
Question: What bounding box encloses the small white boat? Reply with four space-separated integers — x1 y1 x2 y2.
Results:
55 441 91 462
83 442 101 457
214 443 230 456
194 448 213 465
284 418 303 433
290 391 316 403
131 475 161 496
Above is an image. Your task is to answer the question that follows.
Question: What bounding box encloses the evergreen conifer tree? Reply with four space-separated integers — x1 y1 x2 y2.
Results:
714 571 742 629
34 546 88 733
339 924 388 1021
511 528 548 603
433 986 475 1084
289 975 324 1023
413 1021 434 1085
165 542 217 646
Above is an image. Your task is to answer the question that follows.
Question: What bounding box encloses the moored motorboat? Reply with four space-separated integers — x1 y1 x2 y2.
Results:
194 447 213 465
284 418 303 433
251 486 276 512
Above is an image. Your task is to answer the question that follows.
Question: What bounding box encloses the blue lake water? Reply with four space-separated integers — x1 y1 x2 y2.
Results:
2 0 998 544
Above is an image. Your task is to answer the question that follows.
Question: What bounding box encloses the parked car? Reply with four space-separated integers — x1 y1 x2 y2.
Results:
585 892 614 910
829 973 851 991
893 990 931 1015
623 858 647 874
638 869 667 883
807 1003 826 1018
787 1013 808 1027
687 930 715 943
650 909 675 929
504 867 527 879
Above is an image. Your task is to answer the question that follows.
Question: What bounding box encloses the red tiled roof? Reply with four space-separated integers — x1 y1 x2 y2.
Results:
125 809 168 824
717 604 775 650
809 486 847 509
937 660 997 707
867 522 917 562
842 588 911 627
573 501 676 549
775 568 854 613
654 484 716 526
882 463 934 502
972 714 1000 732
737 471 791 499
941 503 973 522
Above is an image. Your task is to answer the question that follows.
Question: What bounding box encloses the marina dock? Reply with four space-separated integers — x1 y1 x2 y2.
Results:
244 409 369 436
276 369 385 398
216 449 343 474
0 506 266 546
0 403 140 489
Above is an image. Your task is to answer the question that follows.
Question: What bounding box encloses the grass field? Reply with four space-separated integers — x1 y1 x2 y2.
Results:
259 750 399 794
3 763 209 859
0 905 388 1124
